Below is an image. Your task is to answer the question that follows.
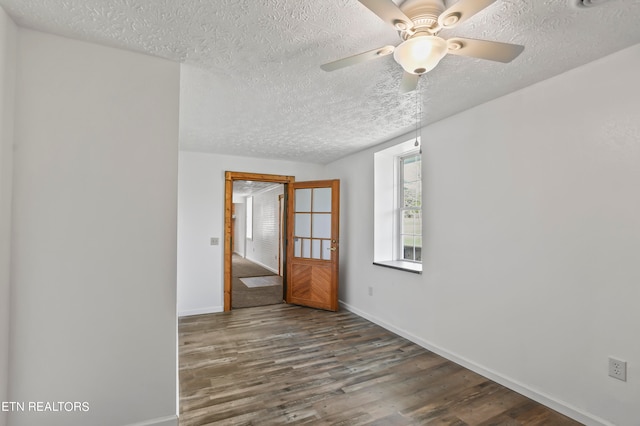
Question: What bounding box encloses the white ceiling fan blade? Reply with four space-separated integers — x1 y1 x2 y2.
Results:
320 46 395 72
358 0 413 31
399 72 419 93
447 37 524 63
437 0 497 29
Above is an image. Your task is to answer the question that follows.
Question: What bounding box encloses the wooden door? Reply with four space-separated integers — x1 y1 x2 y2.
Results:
286 180 340 311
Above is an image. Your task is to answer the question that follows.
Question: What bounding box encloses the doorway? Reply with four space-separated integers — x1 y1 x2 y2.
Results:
224 172 295 311
231 180 285 308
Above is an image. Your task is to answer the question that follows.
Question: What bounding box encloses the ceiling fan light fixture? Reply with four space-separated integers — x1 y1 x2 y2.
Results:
393 35 447 75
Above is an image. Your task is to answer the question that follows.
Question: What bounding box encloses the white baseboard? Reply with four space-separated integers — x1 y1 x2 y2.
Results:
178 305 223 317
124 414 177 426
339 300 612 426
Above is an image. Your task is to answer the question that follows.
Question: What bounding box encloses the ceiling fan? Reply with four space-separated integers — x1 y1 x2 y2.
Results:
321 0 524 93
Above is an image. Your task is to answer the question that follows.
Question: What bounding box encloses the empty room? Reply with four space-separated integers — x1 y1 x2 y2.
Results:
1 0 639 425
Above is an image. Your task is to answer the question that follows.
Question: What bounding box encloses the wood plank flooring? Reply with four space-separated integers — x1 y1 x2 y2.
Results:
179 304 581 425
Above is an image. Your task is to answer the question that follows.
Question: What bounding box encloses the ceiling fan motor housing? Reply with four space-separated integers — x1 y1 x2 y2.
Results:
399 0 446 37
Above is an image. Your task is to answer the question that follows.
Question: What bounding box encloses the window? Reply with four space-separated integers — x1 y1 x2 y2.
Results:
399 153 422 262
246 196 253 240
373 139 422 273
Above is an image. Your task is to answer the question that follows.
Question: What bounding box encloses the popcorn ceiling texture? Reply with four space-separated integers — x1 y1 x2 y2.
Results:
1 0 639 163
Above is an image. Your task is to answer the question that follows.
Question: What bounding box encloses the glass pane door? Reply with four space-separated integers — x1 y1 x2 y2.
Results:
293 187 332 260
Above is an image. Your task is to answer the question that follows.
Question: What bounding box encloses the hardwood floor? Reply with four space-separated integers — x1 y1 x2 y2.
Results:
179 304 581 425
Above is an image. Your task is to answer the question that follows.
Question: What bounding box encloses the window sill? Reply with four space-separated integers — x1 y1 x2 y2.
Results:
373 260 422 274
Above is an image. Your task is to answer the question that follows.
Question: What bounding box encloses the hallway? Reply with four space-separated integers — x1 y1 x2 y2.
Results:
231 254 283 309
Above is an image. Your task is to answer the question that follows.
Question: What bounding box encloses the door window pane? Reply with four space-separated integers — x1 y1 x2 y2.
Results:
322 240 332 260
301 238 311 258
311 239 321 259
294 238 301 257
295 188 312 212
312 213 331 239
312 188 332 212
295 213 311 238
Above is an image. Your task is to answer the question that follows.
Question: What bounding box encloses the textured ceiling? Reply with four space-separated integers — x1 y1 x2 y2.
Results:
233 180 281 198
1 0 639 164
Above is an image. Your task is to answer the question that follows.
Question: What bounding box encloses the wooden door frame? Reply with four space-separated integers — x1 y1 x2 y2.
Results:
224 171 295 311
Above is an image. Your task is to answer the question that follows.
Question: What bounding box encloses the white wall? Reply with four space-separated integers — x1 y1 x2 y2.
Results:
0 7 16 426
177 151 324 316
245 185 283 273
9 29 179 426
327 44 640 426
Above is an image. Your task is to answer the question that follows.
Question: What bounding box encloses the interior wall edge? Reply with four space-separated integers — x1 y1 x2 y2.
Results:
0 6 17 426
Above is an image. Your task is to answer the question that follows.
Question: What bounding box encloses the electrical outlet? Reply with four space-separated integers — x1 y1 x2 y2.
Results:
368 286 373 296
609 357 627 381
210 237 219 246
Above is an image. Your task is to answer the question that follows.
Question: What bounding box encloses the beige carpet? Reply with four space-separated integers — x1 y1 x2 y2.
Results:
232 254 283 309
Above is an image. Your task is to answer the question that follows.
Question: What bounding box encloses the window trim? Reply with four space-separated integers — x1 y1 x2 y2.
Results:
246 196 253 240
372 260 422 274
